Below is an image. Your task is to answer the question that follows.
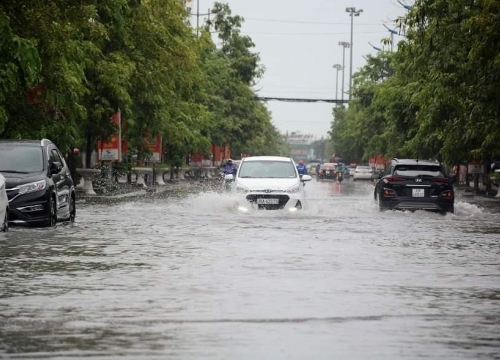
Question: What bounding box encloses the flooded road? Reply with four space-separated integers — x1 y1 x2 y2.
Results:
1 179 500 359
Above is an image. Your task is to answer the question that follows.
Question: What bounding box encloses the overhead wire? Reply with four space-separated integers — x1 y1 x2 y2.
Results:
241 30 388 36
243 17 391 26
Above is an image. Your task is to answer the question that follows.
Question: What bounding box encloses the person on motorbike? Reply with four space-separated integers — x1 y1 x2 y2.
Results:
222 159 237 177
296 160 308 176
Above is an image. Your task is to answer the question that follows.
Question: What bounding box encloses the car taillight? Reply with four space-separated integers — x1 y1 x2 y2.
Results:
432 178 451 183
383 176 405 183
439 190 454 199
383 188 397 197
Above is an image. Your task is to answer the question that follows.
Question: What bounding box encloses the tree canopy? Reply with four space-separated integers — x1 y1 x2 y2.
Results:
330 0 500 165
0 0 287 165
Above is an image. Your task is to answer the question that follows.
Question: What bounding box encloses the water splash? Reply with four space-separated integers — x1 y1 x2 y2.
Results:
454 201 484 217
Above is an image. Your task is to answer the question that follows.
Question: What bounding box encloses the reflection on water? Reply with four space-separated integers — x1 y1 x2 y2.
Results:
0 180 499 359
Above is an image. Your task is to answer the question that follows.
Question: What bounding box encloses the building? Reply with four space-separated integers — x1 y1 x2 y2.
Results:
283 131 317 162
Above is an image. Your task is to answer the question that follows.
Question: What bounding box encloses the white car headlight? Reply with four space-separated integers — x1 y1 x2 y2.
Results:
18 179 46 195
287 184 301 194
235 185 250 193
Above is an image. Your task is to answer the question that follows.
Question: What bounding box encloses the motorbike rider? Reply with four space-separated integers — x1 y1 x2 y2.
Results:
296 160 308 176
222 159 238 177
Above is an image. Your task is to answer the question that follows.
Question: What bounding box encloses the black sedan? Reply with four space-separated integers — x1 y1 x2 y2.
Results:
374 159 455 214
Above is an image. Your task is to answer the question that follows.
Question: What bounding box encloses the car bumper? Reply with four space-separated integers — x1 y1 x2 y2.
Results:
236 192 303 211
317 174 336 180
8 190 50 225
380 197 454 212
353 174 373 180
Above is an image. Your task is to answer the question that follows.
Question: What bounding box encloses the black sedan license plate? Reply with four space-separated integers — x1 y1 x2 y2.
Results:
257 198 279 205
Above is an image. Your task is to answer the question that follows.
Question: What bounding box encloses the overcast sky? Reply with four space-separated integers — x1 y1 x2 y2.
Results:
190 0 409 139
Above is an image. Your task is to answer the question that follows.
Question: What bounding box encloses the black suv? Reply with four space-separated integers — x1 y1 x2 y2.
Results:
0 139 76 227
374 159 455 214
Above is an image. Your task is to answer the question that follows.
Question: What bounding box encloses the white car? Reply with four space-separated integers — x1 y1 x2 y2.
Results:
230 156 312 211
353 165 374 181
0 173 8 232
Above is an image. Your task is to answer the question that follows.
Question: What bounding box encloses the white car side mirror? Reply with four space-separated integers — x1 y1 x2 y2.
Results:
224 174 234 181
301 174 312 182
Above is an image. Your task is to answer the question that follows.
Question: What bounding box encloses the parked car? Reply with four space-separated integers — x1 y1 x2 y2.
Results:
373 158 455 214
353 165 374 181
317 163 337 180
0 174 8 232
232 156 312 211
0 139 76 227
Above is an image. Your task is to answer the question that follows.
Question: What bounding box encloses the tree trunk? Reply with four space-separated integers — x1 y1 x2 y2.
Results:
85 131 93 168
473 173 480 193
485 159 492 192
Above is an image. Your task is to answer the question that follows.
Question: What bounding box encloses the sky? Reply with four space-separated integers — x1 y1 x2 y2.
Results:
189 0 409 139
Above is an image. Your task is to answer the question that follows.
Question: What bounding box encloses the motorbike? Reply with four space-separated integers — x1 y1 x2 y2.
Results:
219 172 235 191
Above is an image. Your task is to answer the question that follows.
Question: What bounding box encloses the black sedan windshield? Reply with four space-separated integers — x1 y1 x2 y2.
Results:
0 145 44 173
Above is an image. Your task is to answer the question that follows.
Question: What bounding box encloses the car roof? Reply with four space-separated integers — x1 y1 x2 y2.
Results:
391 158 441 166
242 156 293 162
0 139 52 147
356 165 371 168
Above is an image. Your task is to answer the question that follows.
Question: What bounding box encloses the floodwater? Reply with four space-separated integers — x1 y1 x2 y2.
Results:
1 179 500 359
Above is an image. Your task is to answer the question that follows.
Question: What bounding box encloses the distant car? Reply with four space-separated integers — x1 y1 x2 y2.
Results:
307 162 321 175
0 139 76 227
353 165 374 181
317 163 337 180
232 156 312 211
347 166 356 176
373 158 455 214
0 174 8 232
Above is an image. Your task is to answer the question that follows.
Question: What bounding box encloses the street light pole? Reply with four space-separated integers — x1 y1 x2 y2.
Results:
196 0 200 37
338 41 350 102
346 7 363 101
332 64 342 105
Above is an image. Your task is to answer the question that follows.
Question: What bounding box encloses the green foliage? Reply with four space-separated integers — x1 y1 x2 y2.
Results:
0 1 279 163
331 0 500 164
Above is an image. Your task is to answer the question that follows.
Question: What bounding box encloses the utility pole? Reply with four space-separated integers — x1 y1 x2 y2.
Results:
196 0 200 37
383 24 398 52
332 64 342 105
346 7 363 101
338 41 350 103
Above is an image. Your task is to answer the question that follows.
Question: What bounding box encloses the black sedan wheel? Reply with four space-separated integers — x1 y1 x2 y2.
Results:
1 209 7 232
64 195 76 223
43 197 57 227
69 197 76 223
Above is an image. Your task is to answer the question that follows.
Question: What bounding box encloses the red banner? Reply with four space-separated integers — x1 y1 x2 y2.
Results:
98 111 121 161
150 135 162 162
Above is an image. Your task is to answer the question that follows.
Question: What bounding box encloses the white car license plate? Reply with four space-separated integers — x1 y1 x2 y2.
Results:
257 198 279 205
412 188 425 197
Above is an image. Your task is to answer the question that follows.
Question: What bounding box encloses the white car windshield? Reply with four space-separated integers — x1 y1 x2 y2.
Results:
239 160 297 178
0 145 44 173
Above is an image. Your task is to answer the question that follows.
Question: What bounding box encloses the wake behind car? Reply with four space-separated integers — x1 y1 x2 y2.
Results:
0 139 76 227
373 158 455 214
0 174 8 231
232 156 312 211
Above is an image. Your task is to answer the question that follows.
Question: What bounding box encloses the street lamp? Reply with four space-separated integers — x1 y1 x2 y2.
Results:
338 41 350 102
332 64 342 104
346 6 363 101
